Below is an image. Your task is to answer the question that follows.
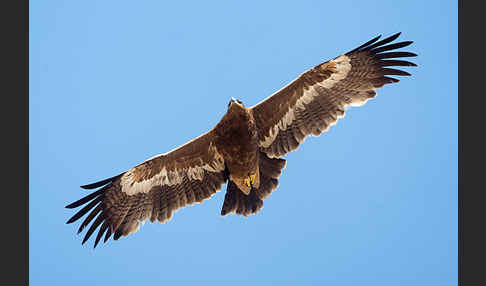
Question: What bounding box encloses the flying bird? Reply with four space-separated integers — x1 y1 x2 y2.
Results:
66 32 417 247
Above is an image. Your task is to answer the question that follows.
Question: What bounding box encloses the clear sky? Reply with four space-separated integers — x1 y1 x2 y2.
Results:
30 1 457 285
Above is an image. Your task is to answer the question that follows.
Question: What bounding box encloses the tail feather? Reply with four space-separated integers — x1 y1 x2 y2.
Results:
221 181 263 216
221 152 286 217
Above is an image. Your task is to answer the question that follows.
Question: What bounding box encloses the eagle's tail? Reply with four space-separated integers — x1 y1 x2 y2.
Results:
221 152 286 216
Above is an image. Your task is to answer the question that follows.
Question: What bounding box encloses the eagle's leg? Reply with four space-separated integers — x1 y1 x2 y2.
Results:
228 171 259 195
221 153 286 217
243 174 257 188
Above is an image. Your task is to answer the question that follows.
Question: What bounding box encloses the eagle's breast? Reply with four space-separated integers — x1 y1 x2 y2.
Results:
214 104 259 185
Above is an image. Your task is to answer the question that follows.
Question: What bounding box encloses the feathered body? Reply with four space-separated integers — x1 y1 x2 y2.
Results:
66 32 417 247
214 101 260 194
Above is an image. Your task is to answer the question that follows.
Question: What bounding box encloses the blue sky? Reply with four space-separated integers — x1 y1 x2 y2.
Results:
30 1 457 285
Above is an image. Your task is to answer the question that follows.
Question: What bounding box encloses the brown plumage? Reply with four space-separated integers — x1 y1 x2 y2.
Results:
66 32 417 247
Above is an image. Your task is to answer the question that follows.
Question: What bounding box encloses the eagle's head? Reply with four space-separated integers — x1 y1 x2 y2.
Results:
228 97 245 109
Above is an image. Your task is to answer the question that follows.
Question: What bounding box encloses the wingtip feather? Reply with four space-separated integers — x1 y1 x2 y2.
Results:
80 173 124 190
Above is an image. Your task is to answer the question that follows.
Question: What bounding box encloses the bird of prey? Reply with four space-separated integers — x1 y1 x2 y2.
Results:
66 32 417 247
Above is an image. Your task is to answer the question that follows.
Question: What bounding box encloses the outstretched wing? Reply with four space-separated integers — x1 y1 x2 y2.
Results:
250 32 417 158
65 130 227 247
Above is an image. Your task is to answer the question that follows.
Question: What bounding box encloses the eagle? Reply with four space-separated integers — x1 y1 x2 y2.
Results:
66 32 417 247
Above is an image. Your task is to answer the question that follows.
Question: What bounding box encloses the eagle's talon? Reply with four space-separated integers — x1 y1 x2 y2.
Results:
244 177 251 187
244 174 256 187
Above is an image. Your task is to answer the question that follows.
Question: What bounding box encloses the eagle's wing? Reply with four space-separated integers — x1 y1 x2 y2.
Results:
250 33 417 158
66 130 227 247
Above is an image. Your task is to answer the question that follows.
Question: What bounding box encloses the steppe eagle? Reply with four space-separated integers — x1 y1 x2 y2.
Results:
66 32 417 247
